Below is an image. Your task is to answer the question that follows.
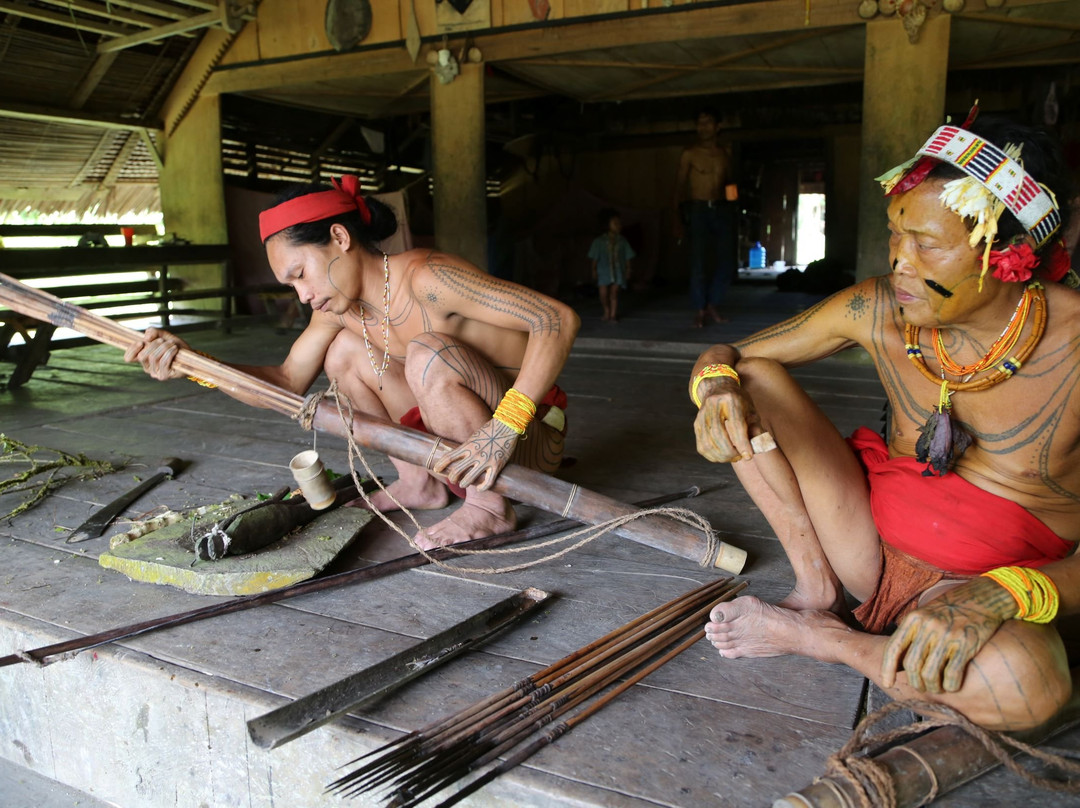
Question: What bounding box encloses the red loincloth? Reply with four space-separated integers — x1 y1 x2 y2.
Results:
399 386 569 498
849 426 1072 633
848 427 1070 576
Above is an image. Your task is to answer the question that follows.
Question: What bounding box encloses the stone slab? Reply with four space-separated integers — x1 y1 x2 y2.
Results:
99 503 373 595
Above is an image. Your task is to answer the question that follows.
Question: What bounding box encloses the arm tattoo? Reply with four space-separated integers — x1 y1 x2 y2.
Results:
734 295 833 351
846 290 870 320
428 261 562 335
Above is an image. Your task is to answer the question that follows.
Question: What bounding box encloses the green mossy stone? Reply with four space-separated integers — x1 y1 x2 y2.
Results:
99 505 373 596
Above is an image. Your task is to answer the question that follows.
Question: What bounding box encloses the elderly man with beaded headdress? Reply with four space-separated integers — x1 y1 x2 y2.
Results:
691 105 1080 731
126 177 578 548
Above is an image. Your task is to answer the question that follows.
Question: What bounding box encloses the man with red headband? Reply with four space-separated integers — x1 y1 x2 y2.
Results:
126 177 579 547
693 110 1080 731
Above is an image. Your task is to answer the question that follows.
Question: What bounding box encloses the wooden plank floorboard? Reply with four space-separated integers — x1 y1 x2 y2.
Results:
6 314 995 807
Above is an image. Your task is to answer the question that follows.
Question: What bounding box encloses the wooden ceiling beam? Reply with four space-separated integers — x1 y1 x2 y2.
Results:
595 26 839 101
32 0 182 29
82 0 193 21
312 117 357 161
69 51 119 109
704 63 862 74
0 100 162 132
954 33 1079 66
0 13 21 62
624 73 858 101
100 132 141 187
71 130 116 186
952 11 1080 32
958 54 1080 70
139 128 163 170
0 185 91 200
204 0 862 96
511 58 700 72
97 10 222 53
0 0 121 36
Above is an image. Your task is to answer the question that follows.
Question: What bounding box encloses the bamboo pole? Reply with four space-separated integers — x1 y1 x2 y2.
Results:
775 696 1080 808
0 272 746 572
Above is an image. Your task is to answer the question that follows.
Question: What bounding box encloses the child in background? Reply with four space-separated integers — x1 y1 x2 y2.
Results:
587 208 635 322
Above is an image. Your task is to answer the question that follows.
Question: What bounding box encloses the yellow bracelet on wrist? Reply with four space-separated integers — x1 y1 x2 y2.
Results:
492 388 536 435
980 566 1060 623
690 363 740 408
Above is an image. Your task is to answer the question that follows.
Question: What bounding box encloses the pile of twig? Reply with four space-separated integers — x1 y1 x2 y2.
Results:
0 434 119 520
327 576 746 807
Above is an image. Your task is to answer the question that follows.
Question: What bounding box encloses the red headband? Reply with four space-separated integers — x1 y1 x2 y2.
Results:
258 175 372 242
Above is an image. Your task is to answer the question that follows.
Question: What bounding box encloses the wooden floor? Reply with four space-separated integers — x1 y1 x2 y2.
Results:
1 283 1076 807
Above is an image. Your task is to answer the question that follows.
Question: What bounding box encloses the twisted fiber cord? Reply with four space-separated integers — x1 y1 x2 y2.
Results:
821 699 1080 808
294 383 718 575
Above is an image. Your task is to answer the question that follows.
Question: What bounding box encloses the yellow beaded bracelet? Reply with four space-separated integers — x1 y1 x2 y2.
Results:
187 349 218 389
492 388 536 435
981 566 1060 624
690 363 740 408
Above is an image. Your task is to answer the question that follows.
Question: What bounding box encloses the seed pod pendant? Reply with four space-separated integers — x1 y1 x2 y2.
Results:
915 383 973 476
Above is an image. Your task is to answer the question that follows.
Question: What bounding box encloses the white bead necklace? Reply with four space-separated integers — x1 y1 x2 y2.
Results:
359 252 392 389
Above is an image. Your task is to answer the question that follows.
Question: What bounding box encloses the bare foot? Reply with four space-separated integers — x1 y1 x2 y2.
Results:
705 596 850 660
347 475 449 513
706 305 729 324
777 583 846 614
414 494 516 550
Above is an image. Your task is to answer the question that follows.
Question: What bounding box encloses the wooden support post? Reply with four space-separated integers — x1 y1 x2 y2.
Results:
159 95 229 302
855 14 950 282
430 59 488 269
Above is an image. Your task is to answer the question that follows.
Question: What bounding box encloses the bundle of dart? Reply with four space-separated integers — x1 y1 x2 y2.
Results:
327 575 747 807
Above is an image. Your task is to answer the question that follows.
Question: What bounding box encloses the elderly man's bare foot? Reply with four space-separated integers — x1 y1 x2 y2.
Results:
414 496 516 550
705 596 850 660
347 476 449 513
778 583 846 614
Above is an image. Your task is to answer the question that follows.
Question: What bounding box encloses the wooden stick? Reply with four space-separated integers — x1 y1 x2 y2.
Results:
0 272 746 573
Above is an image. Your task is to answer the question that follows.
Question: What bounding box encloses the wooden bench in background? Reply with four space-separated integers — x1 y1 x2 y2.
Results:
1 239 288 389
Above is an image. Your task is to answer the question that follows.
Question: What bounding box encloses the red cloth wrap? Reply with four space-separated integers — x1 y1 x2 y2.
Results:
259 175 371 241
848 426 1070 576
399 386 568 499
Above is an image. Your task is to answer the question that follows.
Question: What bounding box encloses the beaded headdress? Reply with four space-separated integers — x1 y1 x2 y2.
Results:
876 104 1066 288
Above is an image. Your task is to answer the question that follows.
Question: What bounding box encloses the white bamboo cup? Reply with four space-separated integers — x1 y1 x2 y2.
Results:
289 450 336 510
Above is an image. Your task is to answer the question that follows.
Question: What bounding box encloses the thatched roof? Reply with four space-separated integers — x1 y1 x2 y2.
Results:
0 2 198 220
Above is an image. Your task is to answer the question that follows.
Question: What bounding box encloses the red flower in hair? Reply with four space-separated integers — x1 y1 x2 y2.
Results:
989 241 1040 283
1043 240 1071 283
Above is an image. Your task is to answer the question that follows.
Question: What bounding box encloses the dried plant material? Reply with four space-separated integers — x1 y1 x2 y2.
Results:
0 434 119 521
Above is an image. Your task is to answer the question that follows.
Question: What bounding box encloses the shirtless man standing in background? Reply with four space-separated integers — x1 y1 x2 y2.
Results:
673 109 738 328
